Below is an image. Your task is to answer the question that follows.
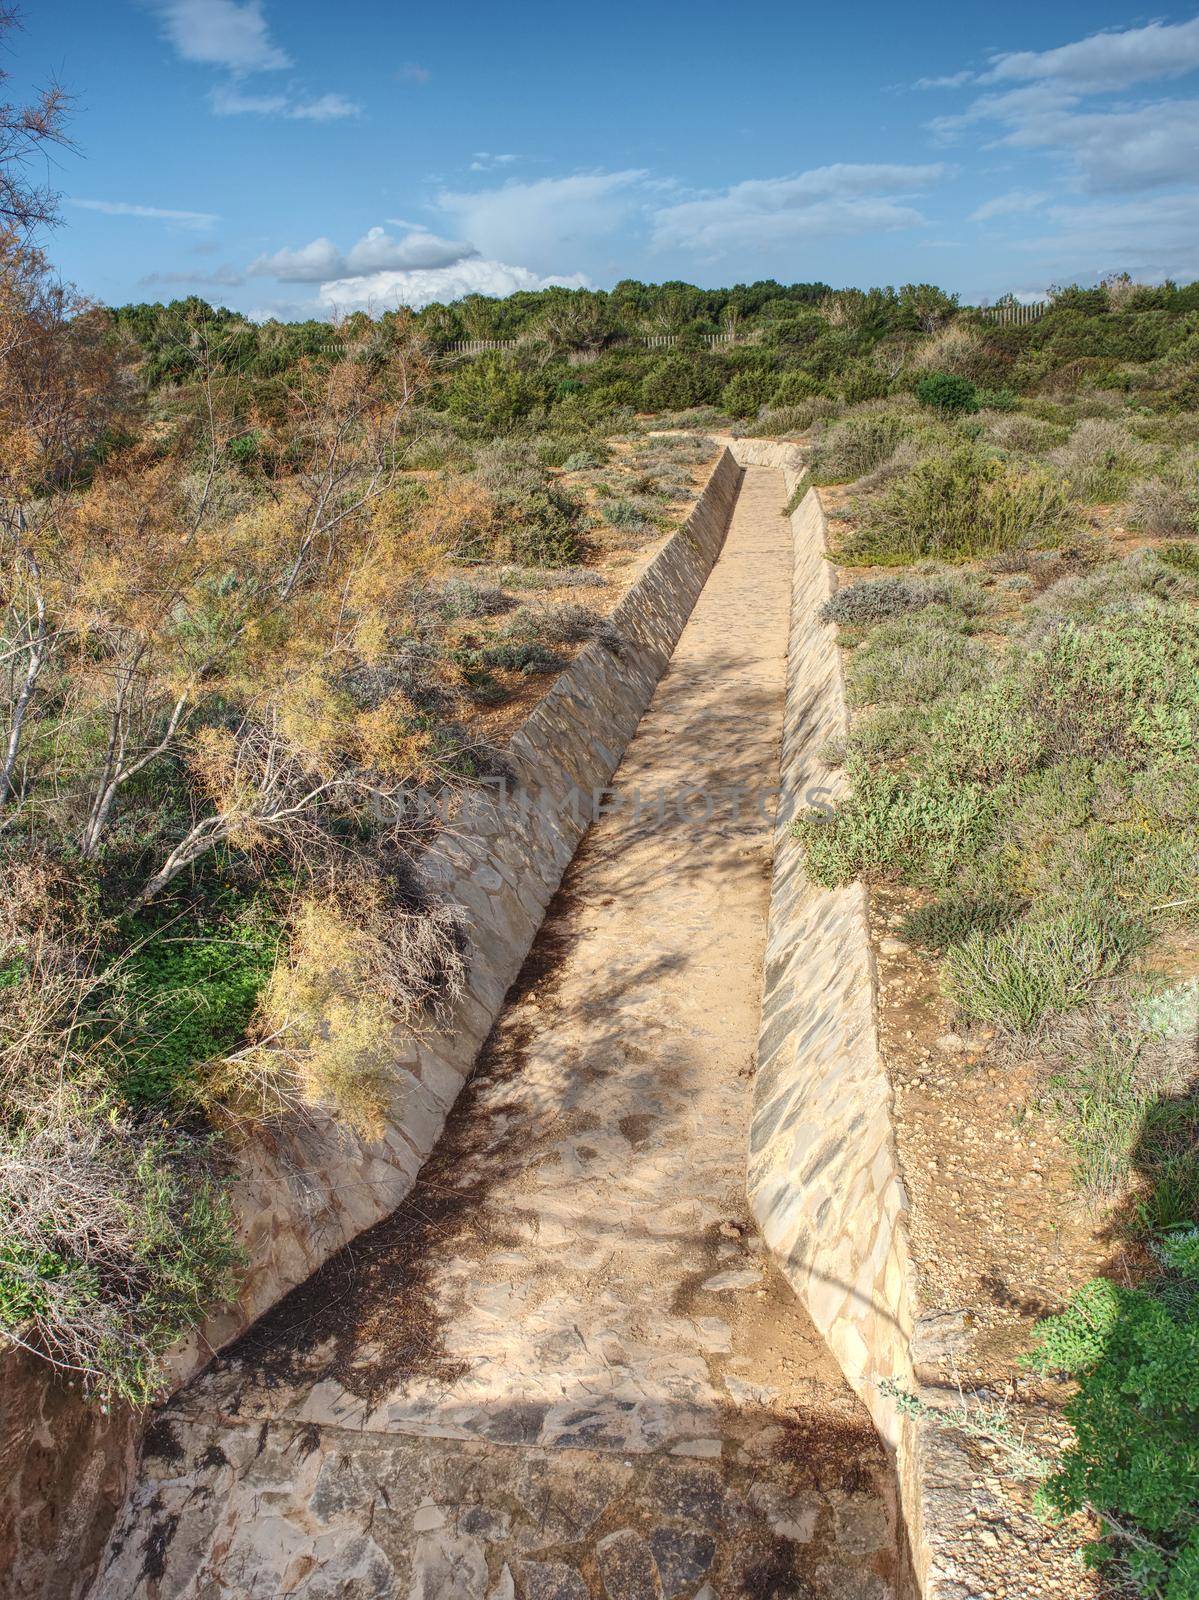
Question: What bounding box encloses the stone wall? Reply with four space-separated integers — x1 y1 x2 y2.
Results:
0 449 745 1600
732 442 939 1596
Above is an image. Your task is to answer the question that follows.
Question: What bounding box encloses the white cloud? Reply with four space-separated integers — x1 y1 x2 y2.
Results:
914 70 975 90
969 188 1049 221
927 17 1199 198
286 92 360 121
399 62 431 84
150 0 290 72
247 237 346 281
1020 193 1199 280
248 227 476 282
317 259 591 314
985 17 1199 94
210 84 359 119
68 198 218 229
151 2 357 120
344 226 474 273
435 170 649 268
651 164 947 254
469 152 519 172
937 90 1199 193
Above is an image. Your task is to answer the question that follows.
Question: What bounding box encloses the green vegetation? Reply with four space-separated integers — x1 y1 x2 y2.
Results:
1029 1246 1199 1599
797 301 1199 1589
916 371 979 413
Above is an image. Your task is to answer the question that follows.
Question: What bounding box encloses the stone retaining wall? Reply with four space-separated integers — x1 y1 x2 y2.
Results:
732 442 939 1596
0 449 745 1600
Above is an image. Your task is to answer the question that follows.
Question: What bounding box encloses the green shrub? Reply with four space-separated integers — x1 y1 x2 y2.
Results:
809 410 916 482
638 355 721 412
797 763 995 889
844 617 988 708
436 579 512 619
1029 1274 1199 1597
942 909 1140 1030
916 371 979 414
1039 997 1199 1213
821 577 930 627
600 495 657 534
771 370 823 406
444 354 543 433
844 444 1076 564
476 639 561 674
1048 419 1154 500
471 445 587 565
839 362 893 405
561 446 607 471
1160 543 1199 578
898 895 1016 952
721 369 775 419
1129 476 1199 539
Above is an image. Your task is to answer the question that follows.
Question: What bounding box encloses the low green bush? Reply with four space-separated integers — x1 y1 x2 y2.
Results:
797 763 995 889
1049 418 1155 500
942 909 1140 1030
721 369 776 419
600 495 658 534
471 445 588 565
844 617 988 708
898 894 1016 952
809 410 916 482
1029 1263 1199 1597
1129 475 1199 539
916 371 979 414
444 354 544 433
843 444 1076 564
821 577 930 626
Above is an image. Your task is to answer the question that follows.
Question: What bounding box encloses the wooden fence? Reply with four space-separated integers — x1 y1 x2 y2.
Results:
977 301 1048 327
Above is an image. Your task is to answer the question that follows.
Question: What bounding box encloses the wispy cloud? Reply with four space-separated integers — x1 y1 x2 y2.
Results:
1019 193 1199 280
68 198 219 230
210 84 359 119
398 62 431 84
469 152 519 172
984 16 1199 94
149 0 290 72
651 164 948 254
913 70 974 90
150 0 358 120
139 265 246 287
930 18 1199 194
969 189 1049 222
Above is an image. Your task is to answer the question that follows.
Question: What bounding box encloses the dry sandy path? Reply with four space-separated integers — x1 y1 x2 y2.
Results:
96 467 896 1600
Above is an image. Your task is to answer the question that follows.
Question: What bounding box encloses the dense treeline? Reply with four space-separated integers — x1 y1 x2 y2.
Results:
108 274 1199 434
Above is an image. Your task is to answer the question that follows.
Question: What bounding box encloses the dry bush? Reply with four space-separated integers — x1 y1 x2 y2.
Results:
910 324 989 381
1127 460 1199 539
213 875 467 1136
0 1103 240 1402
978 412 1067 454
1047 418 1154 500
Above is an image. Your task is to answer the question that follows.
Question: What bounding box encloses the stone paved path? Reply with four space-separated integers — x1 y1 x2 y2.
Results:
96 468 897 1600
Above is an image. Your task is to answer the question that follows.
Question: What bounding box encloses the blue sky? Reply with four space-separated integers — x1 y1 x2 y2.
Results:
17 1 1199 317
